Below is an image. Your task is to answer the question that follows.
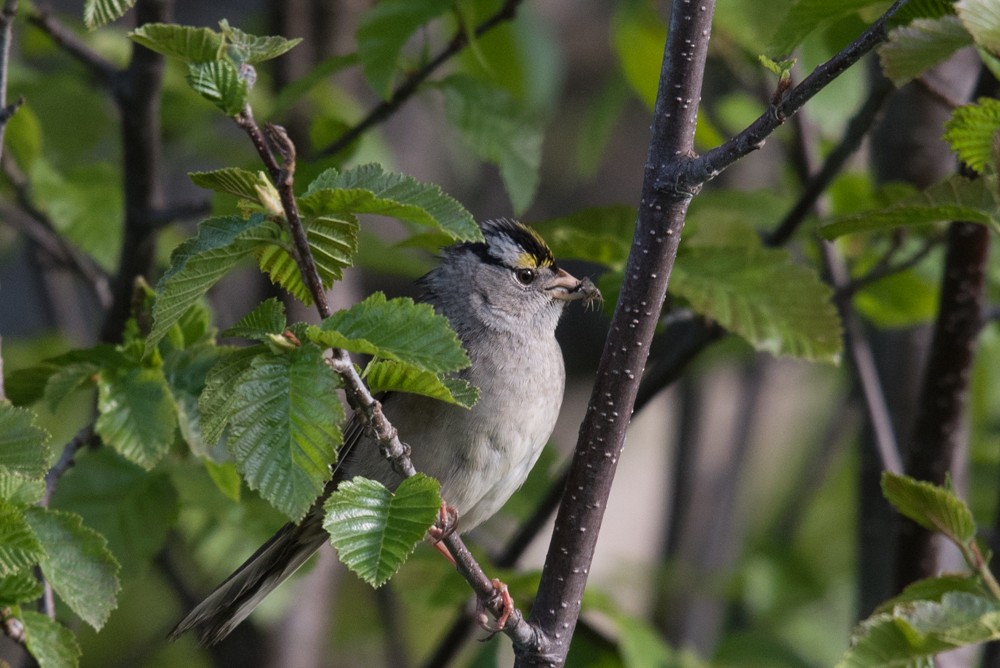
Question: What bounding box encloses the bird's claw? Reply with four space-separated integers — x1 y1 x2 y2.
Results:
475 578 513 633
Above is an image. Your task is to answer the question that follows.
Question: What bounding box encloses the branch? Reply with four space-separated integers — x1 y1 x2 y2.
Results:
0 0 19 163
42 425 97 508
314 0 523 159
839 233 943 297
27 8 118 87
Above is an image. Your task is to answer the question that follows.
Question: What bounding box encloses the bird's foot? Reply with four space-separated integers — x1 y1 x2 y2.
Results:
428 502 459 565
475 578 513 633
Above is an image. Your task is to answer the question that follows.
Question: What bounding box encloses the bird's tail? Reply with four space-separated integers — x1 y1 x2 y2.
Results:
169 507 329 645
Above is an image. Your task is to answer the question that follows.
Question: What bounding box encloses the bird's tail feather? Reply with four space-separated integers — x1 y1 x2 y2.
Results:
169 509 329 645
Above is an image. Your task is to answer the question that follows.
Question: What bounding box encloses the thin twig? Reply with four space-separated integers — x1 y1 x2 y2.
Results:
315 0 523 158
42 425 97 507
0 0 19 162
840 234 943 297
27 8 118 88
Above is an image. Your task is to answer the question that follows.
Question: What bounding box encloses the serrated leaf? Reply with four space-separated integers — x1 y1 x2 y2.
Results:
881 472 976 543
957 0 1000 53
301 163 480 242
875 575 990 614
0 571 44 606
24 508 120 631
148 214 269 350
944 98 1000 174
225 345 344 521
308 293 470 373
189 168 275 204
187 60 250 115
364 360 478 408
0 404 51 478
0 503 43 576
83 0 136 29
671 243 843 364
356 0 453 97
50 449 178 575
822 175 1000 238
21 610 81 668
95 367 177 470
323 474 441 587
442 75 544 215
879 16 973 86
249 215 359 305
222 298 288 341
219 20 303 65
199 345 267 450
128 23 224 63
0 471 45 505
769 0 884 55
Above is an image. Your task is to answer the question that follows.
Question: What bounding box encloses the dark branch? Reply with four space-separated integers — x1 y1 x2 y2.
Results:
840 233 943 297
0 0 19 163
42 425 98 508
314 0 523 159
28 8 118 87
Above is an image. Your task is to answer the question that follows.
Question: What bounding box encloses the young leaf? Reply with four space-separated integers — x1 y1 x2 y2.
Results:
186 61 250 116
671 244 843 364
0 571 44 606
308 293 470 373
95 366 178 470
148 214 269 350
128 23 224 63
0 404 51 479
189 168 277 206
441 75 544 215
364 360 479 408
944 98 1000 174
218 20 303 65
323 474 441 587
822 175 1000 238
301 163 481 242
84 0 137 29
879 16 973 87
222 298 288 341
881 472 977 544
225 345 344 521
21 610 82 668
957 0 1000 53
356 0 453 98
0 503 43 576
24 508 121 631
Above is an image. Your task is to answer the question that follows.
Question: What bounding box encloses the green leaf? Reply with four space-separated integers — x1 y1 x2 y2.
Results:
189 168 278 207
441 75 544 215
308 293 470 373
0 404 51 479
532 206 636 271
128 23 224 63
24 508 121 630
301 163 481 242
148 214 269 350
879 16 973 87
49 449 178 575
881 472 977 543
671 242 843 364
0 503 43 576
222 298 288 341
218 20 302 65
957 0 1000 53
364 360 478 408
0 472 45 505
187 60 250 115
611 0 667 109
84 0 136 29
198 345 267 450
822 175 1000 238
251 215 360 304
323 474 441 587
95 367 178 470
944 98 1000 174
272 54 359 115
21 610 81 668
356 0 453 97
5 101 43 171
769 0 884 55
225 345 344 521
875 575 991 614
0 571 44 606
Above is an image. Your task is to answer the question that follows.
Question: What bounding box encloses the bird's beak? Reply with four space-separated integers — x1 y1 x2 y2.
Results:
545 267 602 306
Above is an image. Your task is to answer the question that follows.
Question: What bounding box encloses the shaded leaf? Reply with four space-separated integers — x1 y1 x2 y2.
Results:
302 163 480 242
0 571 44 606
219 20 302 65
21 610 81 668
364 360 478 408
308 293 470 373
25 508 121 631
944 98 1000 174
187 60 250 116
323 474 441 587
199 345 267 450
532 206 636 271
0 404 51 479
222 298 288 341
957 0 1000 53
875 575 991 614
610 0 667 109
189 168 277 206
226 345 344 521
881 472 976 543
879 16 973 87
769 0 884 55
0 503 43 576
822 175 1000 238
441 75 544 215
84 0 136 29
95 366 177 470
128 23 223 63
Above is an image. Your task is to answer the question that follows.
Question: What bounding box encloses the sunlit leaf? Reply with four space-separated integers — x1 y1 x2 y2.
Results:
881 472 977 544
129 23 223 63
21 610 81 668
187 60 250 116
944 98 1000 174
95 366 177 470
222 298 288 341
957 0 1000 53
84 0 136 29
0 571 44 606
189 168 276 205
0 404 50 479
364 360 478 408
0 502 43 576
218 20 302 65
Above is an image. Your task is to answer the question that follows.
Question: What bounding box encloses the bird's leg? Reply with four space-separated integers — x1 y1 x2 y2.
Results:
428 501 459 565
475 579 513 632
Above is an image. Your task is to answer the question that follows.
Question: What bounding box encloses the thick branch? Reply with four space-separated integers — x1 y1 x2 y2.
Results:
315 0 522 158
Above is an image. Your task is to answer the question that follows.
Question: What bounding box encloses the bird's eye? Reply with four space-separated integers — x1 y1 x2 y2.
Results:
515 268 536 285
